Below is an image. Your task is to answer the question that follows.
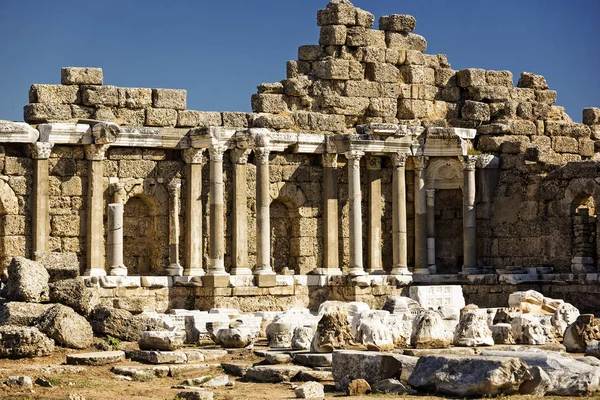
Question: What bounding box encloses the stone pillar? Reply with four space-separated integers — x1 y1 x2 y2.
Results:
254 146 276 286
206 144 229 284
366 156 383 275
463 155 478 274
167 182 183 276
231 149 252 275
391 152 410 275
182 148 205 276
346 150 365 277
413 156 429 275
31 142 53 256
316 153 342 275
426 189 436 274
113 182 126 204
107 203 126 276
84 144 109 276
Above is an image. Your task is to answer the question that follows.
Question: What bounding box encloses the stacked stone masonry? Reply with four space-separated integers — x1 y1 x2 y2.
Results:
0 0 599 312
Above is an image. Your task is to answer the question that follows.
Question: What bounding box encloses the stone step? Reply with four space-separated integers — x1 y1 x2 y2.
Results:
66 351 126 366
126 350 187 364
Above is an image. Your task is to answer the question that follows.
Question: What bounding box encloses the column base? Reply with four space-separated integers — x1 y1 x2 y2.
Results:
84 268 106 277
367 269 386 275
390 266 412 275
231 267 254 276
167 264 184 276
255 273 276 288
348 267 366 277
109 266 128 276
184 268 205 277
413 268 430 275
314 268 343 276
202 274 230 288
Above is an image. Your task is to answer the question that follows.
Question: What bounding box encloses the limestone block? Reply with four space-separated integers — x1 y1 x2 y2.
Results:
81 85 118 106
35 304 93 349
295 381 325 399
517 72 549 90
397 99 447 120
379 14 416 33
313 59 350 80
385 48 402 64
348 60 365 80
0 215 25 236
365 30 386 47
355 8 374 28
320 25 347 46
177 110 222 128
117 87 152 109
287 61 311 78
583 108 600 126
536 90 557 105
318 95 369 116
435 68 456 87
95 106 116 122
145 108 177 127
29 84 80 104
366 63 399 83
115 108 145 126
579 139 595 157
61 176 83 196
61 67 103 85
24 103 72 123
400 66 435 85
486 70 513 87
222 112 249 128
441 87 460 102
345 81 380 98
469 86 510 102
249 113 293 130
298 45 323 62
152 89 186 110
317 3 356 26
283 76 312 97
257 82 284 94
51 215 80 237
71 105 95 120
118 159 156 178
368 98 397 117
346 26 367 46
362 46 386 63
552 136 579 154
6 257 50 303
510 88 536 102
293 112 346 132
461 100 490 121
410 310 453 348
251 94 288 113
457 68 486 88
0 326 55 358
405 50 425 65
385 32 427 52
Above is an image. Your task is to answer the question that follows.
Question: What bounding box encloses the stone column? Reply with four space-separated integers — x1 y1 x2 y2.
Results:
426 189 436 274
31 142 53 256
462 155 478 274
231 148 252 275
107 202 126 276
254 146 276 286
391 152 410 275
346 150 365 277
167 182 183 276
182 148 205 276
366 156 383 275
84 144 109 276
413 156 429 275
316 153 342 275
206 144 229 284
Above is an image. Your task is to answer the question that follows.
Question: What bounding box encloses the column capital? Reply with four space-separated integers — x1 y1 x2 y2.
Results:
208 144 228 162
183 148 206 164
345 150 365 161
85 144 110 161
391 152 408 168
254 147 271 165
230 148 251 165
463 155 478 171
30 142 54 160
322 153 338 168
413 155 427 170
366 155 381 170
426 188 436 198
168 181 182 195
112 182 127 204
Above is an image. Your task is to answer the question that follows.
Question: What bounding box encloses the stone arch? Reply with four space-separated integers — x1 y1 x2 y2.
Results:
122 180 170 275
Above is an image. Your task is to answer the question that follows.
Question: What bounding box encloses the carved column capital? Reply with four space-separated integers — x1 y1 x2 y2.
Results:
208 144 227 162
254 147 271 165
322 153 338 168
112 182 127 204
85 144 110 161
463 155 478 171
169 181 182 196
366 155 381 170
30 142 54 160
413 155 427 170
182 148 206 164
230 148 251 165
391 152 408 168
345 150 365 161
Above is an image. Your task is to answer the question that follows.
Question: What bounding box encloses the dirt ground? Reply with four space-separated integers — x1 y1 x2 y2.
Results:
0 345 588 400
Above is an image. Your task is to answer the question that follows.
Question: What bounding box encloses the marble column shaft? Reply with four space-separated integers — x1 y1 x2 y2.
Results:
231 149 252 275
168 182 183 275
84 144 109 276
391 153 409 275
183 148 205 276
255 147 273 275
208 145 228 276
107 203 126 275
463 156 478 272
346 150 365 277
413 156 429 275
319 154 342 275
31 142 53 256
367 156 383 274
426 189 436 274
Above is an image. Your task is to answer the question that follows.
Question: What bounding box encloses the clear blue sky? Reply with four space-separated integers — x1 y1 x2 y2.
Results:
0 0 598 123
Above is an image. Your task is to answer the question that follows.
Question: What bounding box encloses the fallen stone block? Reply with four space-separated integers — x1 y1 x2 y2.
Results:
221 363 251 377
111 365 170 378
35 304 93 349
296 370 333 382
347 378 371 395
0 325 55 358
66 351 126 366
265 352 292 364
332 350 410 390
0 302 52 326
295 381 325 398
176 390 213 400
6 375 33 389
410 310 452 348
126 350 187 364
245 365 309 383
168 364 211 378
5 257 49 303
293 353 332 368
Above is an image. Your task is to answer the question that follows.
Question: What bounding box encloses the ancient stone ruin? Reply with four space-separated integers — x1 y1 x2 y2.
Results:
0 1 600 398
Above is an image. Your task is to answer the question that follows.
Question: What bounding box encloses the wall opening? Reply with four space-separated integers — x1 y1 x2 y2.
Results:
434 188 464 274
270 199 297 274
571 194 597 273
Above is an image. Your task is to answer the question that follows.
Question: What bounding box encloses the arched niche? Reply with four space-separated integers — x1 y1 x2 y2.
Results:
426 158 464 190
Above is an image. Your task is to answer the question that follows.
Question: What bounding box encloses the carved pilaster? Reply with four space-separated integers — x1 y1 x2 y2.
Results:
413 156 427 171
208 144 227 162
322 153 338 168
85 144 110 161
30 142 54 160
230 148 251 165
391 152 408 168
182 148 205 165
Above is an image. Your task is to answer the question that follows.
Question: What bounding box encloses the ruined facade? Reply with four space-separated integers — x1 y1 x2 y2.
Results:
1 1 600 312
